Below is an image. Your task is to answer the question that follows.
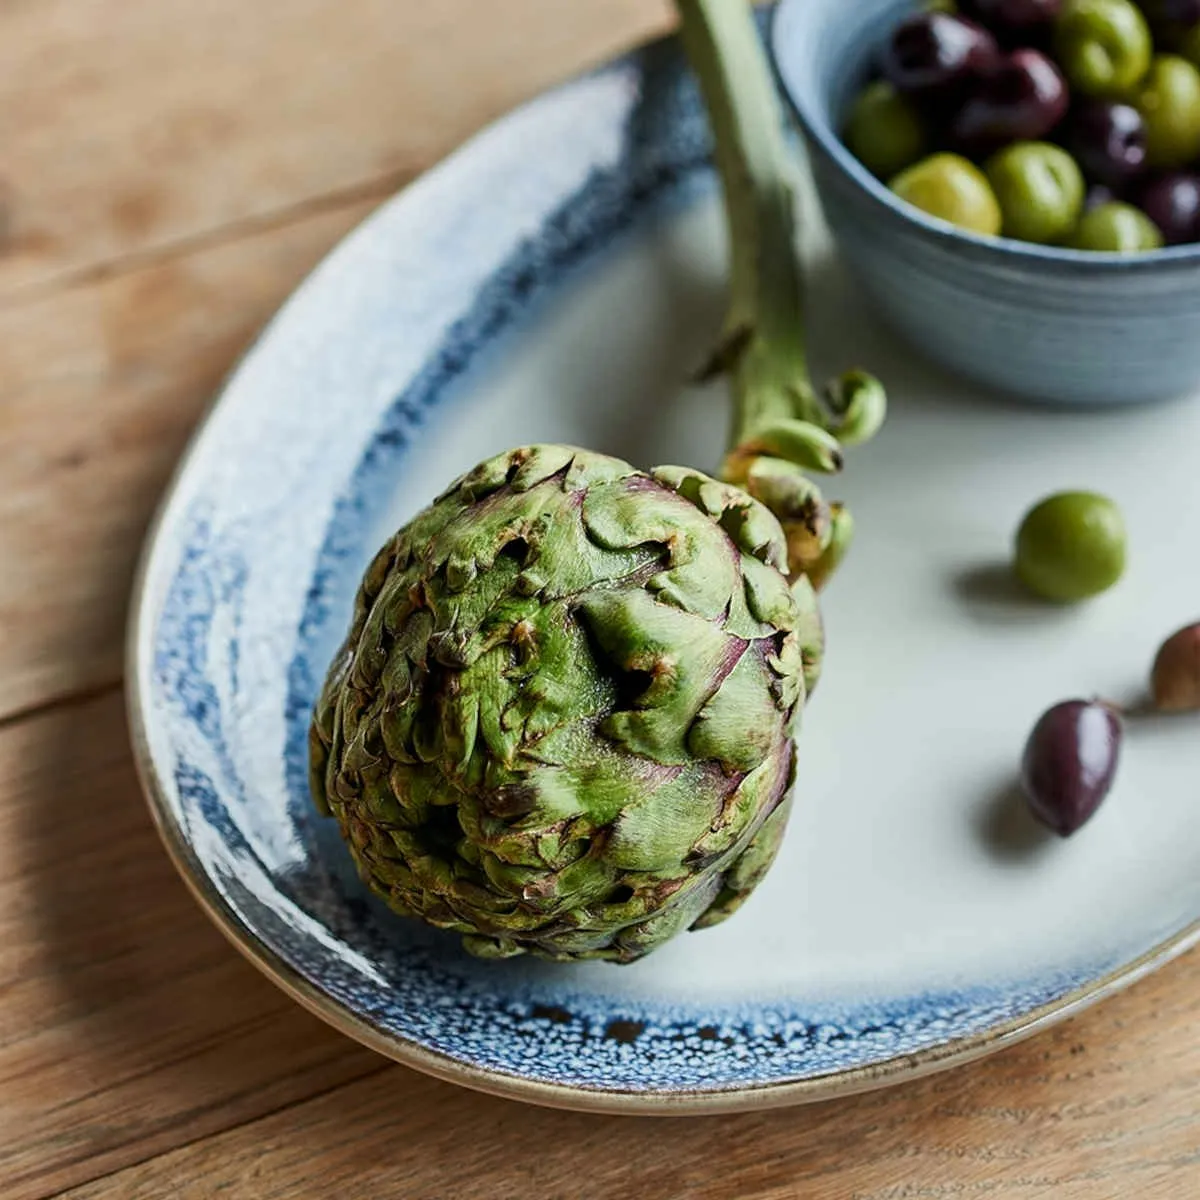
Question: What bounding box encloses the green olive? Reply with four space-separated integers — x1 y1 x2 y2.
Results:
1069 201 1165 251
1015 491 1127 603
890 153 1003 236
845 81 928 180
1054 0 1153 98
984 142 1085 244
1128 55 1200 168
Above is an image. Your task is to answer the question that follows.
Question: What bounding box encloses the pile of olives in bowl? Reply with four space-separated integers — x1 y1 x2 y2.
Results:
844 0 1200 250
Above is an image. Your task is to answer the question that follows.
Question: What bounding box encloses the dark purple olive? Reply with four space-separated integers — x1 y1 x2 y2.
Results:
1067 101 1148 189
961 0 1063 34
880 12 1001 100
1141 0 1200 31
1139 172 1200 244
1021 700 1123 837
950 50 1069 157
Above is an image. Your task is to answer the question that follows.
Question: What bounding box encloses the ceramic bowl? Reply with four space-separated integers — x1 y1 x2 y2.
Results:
771 0 1200 406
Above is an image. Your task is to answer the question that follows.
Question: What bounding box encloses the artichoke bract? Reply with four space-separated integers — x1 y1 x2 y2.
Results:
311 446 821 963
310 0 887 965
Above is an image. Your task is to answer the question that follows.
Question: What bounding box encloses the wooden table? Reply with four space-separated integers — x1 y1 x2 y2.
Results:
3 2 1199 1196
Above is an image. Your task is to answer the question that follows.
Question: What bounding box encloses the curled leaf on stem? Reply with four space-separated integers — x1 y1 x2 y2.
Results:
678 0 886 585
726 417 845 477
823 370 888 448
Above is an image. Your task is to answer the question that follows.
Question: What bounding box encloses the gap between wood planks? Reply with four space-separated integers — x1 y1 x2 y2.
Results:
0 166 417 315
45 1065 398 1200
0 678 124 736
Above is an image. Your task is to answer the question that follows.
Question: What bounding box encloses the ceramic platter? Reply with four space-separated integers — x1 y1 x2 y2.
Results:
128 16 1200 1114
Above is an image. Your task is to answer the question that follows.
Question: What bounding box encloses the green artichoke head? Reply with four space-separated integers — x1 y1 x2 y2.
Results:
310 445 821 963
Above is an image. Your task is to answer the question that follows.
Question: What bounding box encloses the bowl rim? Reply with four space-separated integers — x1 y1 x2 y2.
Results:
768 0 1200 275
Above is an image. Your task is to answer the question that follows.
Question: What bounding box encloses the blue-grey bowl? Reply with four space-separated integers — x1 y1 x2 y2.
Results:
771 0 1200 406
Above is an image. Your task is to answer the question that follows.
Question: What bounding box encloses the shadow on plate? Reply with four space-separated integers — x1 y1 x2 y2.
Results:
975 779 1056 864
950 562 1082 627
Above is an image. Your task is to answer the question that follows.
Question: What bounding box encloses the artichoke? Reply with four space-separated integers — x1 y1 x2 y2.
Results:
310 0 888 963
311 446 822 962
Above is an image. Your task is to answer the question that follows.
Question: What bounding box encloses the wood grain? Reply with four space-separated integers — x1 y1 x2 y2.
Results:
0 0 671 302
58 956 1200 1200
0 691 386 1200
0 197 379 721
1 1 1199 1198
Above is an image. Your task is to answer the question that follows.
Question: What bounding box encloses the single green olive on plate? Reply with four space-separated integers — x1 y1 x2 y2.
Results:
1014 490 1127 602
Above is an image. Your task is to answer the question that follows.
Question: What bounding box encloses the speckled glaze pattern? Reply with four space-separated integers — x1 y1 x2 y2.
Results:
129 14 1197 1111
772 0 1200 407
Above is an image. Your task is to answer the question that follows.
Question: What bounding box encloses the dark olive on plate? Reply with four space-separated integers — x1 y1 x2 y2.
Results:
1139 171 1200 242
1066 101 1148 188
1021 699 1123 837
951 49 1069 154
880 12 1001 99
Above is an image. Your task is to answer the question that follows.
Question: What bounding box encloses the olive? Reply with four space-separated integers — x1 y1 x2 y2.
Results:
1084 182 1119 209
845 81 929 179
1014 490 1126 602
1180 26 1200 70
1021 700 1123 837
963 0 1063 34
1139 170 1200 242
1065 100 1147 187
1140 0 1200 37
880 12 1001 99
1069 200 1165 249
951 49 1070 156
985 142 1085 243
890 153 1004 234
1142 0 1200 23
1053 0 1153 98
1128 55 1200 169
1151 622 1200 712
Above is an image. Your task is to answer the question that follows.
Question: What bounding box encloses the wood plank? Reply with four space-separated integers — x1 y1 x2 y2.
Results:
0 195 383 721
0 0 671 302
0 689 385 1200
58 951 1200 1200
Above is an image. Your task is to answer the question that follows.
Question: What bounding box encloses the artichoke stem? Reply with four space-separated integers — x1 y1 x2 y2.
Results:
675 0 822 449
676 0 886 587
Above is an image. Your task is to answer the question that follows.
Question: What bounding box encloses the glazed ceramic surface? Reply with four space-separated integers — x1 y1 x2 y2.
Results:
129 17 1200 1113
773 0 1200 406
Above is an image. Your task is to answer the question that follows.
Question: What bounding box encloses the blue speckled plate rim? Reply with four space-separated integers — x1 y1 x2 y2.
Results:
120 708 1200 1113
768 0 1200 275
125 20 1200 1115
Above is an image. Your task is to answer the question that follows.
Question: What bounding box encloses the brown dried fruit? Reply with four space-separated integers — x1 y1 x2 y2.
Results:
1151 622 1200 712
